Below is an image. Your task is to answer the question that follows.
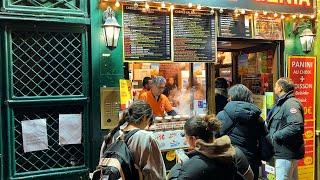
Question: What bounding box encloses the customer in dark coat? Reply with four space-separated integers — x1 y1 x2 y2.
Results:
217 84 267 180
215 77 229 113
168 115 254 180
266 78 304 180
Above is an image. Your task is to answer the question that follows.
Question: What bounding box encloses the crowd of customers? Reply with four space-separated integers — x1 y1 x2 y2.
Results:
96 77 304 180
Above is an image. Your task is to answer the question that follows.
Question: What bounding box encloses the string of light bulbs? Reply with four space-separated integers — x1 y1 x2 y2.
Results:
107 0 316 20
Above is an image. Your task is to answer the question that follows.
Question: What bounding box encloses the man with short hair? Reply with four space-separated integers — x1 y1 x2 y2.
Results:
266 77 304 180
138 77 152 99
139 76 177 116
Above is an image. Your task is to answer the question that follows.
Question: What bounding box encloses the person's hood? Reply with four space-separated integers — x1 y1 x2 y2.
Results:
224 101 261 123
215 88 228 97
194 135 235 162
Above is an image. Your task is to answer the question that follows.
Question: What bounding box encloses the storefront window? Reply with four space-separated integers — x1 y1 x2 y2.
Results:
130 62 207 115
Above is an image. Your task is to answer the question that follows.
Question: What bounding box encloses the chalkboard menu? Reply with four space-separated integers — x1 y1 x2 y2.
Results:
173 10 216 62
218 13 252 38
123 5 171 61
254 16 283 40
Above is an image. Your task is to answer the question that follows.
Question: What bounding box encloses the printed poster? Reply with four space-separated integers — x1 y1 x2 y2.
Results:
120 79 133 110
288 56 316 180
22 119 48 152
59 114 82 145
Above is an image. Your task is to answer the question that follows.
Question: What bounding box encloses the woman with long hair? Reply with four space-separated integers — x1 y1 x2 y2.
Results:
99 101 166 180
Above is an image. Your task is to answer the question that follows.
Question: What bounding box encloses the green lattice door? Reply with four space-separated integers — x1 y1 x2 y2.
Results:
2 24 89 179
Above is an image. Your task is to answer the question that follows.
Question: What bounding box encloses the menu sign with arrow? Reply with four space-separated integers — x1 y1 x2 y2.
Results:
173 9 216 62
123 5 171 61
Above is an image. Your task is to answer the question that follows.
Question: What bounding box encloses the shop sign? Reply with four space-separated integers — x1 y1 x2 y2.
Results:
119 79 132 110
166 0 314 14
288 56 316 180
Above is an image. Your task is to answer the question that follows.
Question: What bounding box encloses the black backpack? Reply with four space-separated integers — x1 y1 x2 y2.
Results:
92 129 140 180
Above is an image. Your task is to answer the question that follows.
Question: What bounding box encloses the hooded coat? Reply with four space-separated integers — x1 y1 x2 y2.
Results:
168 136 239 180
217 101 267 176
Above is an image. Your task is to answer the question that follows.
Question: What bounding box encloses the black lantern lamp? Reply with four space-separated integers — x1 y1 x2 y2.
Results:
103 7 121 49
299 28 315 54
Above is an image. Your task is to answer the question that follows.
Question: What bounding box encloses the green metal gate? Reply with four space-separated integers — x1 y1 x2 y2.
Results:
2 23 90 179
0 0 90 179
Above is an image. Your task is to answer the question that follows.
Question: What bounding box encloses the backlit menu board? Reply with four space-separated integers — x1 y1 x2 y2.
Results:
254 16 283 40
173 10 216 62
218 13 252 38
123 5 171 61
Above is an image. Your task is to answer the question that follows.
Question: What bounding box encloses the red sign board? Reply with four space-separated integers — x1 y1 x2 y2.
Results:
288 56 315 120
288 56 316 179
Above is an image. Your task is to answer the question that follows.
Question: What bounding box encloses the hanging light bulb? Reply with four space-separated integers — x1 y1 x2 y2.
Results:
161 1 165 8
145 2 149 10
188 3 192 8
310 14 315 19
219 8 224 14
196 4 201 10
134 2 138 8
211 9 215 15
254 12 259 17
281 14 285 19
274 12 278 18
115 0 120 7
292 14 297 19
299 14 304 18
240 9 245 14
263 11 267 15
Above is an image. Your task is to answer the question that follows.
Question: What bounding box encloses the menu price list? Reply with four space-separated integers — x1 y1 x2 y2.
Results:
173 10 216 62
254 16 283 40
218 13 252 38
123 5 171 61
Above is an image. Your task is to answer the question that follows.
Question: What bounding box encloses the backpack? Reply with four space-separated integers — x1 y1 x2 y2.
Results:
92 129 141 180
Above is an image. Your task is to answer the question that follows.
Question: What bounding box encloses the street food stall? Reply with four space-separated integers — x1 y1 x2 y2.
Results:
99 0 316 177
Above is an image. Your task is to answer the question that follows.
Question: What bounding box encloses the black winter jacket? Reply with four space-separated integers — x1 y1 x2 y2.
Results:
266 91 304 159
168 136 238 180
217 101 267 168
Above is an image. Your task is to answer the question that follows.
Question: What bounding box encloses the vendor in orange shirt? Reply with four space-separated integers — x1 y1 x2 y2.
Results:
139 76 177 117
138 77 152 99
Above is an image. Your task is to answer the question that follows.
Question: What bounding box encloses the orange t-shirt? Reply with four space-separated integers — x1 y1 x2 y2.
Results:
138 88 149 99
139 91 173 116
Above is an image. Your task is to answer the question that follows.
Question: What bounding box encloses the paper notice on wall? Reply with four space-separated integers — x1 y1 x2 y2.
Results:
59 114 82 145
22 119 48 153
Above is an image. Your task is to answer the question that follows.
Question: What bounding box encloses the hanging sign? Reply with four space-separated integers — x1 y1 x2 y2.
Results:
288 56 316 180
254 15 283 40
123 5 171 61
218 12 253 38
173 9 216 62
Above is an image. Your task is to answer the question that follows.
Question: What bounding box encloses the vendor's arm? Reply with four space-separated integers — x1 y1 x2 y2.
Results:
163 95 177 115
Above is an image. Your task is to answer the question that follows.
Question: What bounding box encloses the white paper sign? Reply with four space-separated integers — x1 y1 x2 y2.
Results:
59 114 82 145
22 119 48 153
152 130 188 151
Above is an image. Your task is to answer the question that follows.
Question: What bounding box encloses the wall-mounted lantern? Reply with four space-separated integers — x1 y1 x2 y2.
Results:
103 6 121 49
299 28 315 54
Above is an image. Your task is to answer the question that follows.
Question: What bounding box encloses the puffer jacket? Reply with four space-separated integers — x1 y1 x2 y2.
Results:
217 101 267 168
266 91 304 159
168 136 237 180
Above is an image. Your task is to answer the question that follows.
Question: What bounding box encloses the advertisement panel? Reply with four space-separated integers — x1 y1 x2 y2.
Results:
288 56 316 180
